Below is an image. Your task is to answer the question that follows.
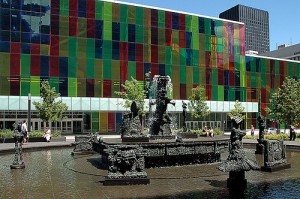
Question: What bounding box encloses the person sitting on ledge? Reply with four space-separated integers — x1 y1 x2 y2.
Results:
44 127 51 142
208 127 214 137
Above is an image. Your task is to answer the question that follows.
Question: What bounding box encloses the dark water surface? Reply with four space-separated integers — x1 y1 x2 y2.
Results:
0 148 300 199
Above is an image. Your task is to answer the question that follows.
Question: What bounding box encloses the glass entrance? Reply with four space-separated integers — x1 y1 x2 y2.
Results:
73 120 82 133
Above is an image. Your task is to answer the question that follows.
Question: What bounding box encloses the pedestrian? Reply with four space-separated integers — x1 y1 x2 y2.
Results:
44 127 51 142
21 120 28 144
290 124 296 141
251 124 255 136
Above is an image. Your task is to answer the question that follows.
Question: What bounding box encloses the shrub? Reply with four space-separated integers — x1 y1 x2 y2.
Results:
52 130 61 137
243 135 254 139
190 129 203 134
0 129 13 138
264 133 290 140
213 128 224 135
28 131 44 137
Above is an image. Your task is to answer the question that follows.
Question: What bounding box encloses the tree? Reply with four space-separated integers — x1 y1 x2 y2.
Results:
228 100 245 120
115 73 150 118
33 80 68 129
266 76 300 128
188 85 210 119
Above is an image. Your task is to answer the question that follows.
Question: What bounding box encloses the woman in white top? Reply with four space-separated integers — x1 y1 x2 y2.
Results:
44 127 51 142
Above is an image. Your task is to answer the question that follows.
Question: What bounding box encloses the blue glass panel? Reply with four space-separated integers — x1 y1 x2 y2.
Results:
78 0 87 18
211 20 216 35
235 90 240 101
95 20 103 39
11 31 20 42
0 30 10 41
11 0 21 9
128 24 136 42
186 49 192 66
59 77 68 97
172 12 179 30
186 32 192 49
198 17 205 33
235 71 240 86
246 56 251 71
158 64 165 76
41 33 49 44
128 43 135 61
31 33 40 44
95 39 103 59
0 8 11 30
0 41 10 52
112 22 120 41
224 70 229 86
21 43 30 54
116 112 123 133
0 0 10 8
21 32 30 43
112 41 120 60
59 57 68 78
40 56 50 77
224 86 229 101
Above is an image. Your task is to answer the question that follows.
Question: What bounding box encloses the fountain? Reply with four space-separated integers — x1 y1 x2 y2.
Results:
10 121 25 169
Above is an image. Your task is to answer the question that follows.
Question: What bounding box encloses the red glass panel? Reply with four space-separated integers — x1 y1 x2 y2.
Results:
180 84 186 100
206 68 211 85
120 61 128 81
279 61 285 85
50 56 59 77
151 45 158 63
51 0 60 15
229 70 235 86
10 80 20 96
261 88 266 103
108 112 116 132
86 0 95 19
136 62 144 81
229 54 234 70
103 80 112 97
51 14 59 35
151 63 158 76
69 0 78 17
239 24 245 55
165 12 172 29
206 52 211 68
218 68 224 85
206 84 212 100
179 14 185 30
31 55 40 76
31 44 40 55
120 42 128 61
10 42 20 53
87 18 95 38
165 29 172 46
135 43 143 62
69 17 78 37
50 35 59 56
86 79 94 97
10 54 20 76
261 103 266 116
217 53 223 69
179 30 186 48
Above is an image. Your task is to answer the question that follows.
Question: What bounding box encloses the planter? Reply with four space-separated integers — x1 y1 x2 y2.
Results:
0 136 66 143
0 138 15 143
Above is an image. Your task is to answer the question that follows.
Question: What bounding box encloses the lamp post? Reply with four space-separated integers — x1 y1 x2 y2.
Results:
28 93 31 133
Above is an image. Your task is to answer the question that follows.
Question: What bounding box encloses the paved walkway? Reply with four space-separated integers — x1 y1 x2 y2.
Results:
0 135 299 154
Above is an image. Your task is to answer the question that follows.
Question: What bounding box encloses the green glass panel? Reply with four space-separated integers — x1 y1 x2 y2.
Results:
240 87 246 102
77 57 86 78
212 68 218 86
60 0 69 16
288 62 293 76
205 35 211 51
158 46 166 64
158 10 165 28
103 21 112 40
21 82 30 96
77 18 87 38
0 77 9 95
204 18 211 35
77 37 86 57
69 37 77 57
136 7 144 25
0 53 10 76
192 50 199 66
193 67 199 84
95 1 104 20
261 73 266 88
120 23 128 42
103 40 112 59
103 60 112 79
59 36 68 56
92 112 100 132
192 31 199 50
212 85 218 101
234 39 240 55
172 48 179 65
68 57 77 78
128 6 135 24
103 2 112 21
215 20 223 37
180 65 186 83
251 72 256 88
217 38 223 52
172 30 179 46
218 85 224 101
68 78 77 97
135 24 144 43
30 77 40 96
185 15 192 32
86 38 95 59
120 4 128 23
180 48 186 66
21 54 30 77
86 58 94 79
250 57 256 73
158 28 165 46
261 59 266 73
128 61 136 79
166 47 172 65
228 87 235 101
235 55 240 71
165 64 172 77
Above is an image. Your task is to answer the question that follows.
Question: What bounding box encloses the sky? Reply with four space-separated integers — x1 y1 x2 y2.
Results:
115 0 300 51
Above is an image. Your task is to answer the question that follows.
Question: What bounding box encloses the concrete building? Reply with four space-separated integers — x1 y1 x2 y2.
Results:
219 5 270 54
261 44 300 61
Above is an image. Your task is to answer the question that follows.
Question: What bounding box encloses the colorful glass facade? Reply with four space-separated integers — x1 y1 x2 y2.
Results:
0 0 300 132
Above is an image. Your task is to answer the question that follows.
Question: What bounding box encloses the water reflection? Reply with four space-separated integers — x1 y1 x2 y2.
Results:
0 148 299 198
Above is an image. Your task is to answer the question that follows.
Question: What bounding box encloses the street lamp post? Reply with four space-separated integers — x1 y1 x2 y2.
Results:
28 93 31 133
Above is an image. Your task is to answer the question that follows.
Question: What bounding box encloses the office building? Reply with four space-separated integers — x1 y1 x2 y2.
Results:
261 43 300 61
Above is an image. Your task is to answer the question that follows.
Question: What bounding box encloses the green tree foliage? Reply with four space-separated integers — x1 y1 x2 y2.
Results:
33 80 68 124
188 85 210 118
266 76 300 126
114 73 150 116
228 100 245 120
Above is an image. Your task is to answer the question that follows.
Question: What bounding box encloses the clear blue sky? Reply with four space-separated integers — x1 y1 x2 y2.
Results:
117 0 299 51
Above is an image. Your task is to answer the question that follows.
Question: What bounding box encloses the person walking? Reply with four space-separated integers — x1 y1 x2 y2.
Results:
251 125 255 136
21 120 28 144
290 124 296 141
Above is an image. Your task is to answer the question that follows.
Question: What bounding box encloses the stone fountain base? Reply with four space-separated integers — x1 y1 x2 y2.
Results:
227 170 247 190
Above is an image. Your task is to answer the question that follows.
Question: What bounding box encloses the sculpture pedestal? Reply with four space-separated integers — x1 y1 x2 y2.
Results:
255 142 264 154
10 162 25 169
227 171 247 190
261 163 291 172
122 137 149 143
104 178 150 186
